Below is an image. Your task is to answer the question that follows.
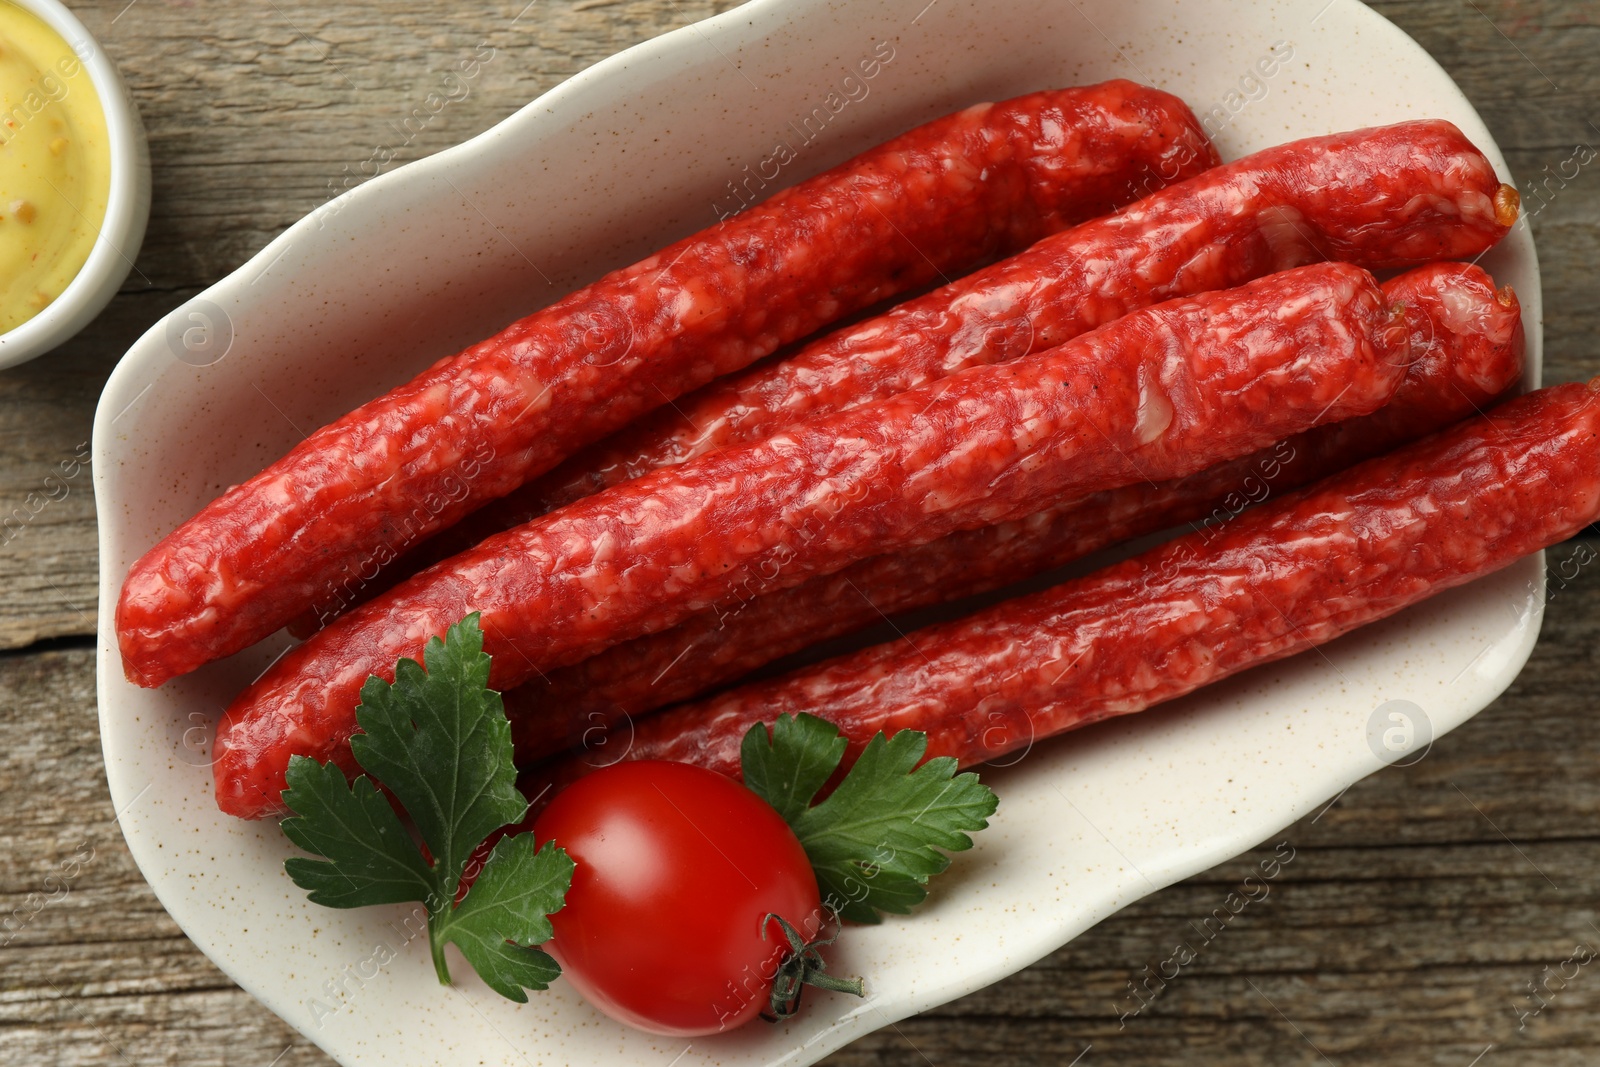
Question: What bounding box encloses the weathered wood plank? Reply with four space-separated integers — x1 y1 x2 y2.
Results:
5 548 1599 1066
3 0 1598 649
0 0 749 648
3 1 1600 1065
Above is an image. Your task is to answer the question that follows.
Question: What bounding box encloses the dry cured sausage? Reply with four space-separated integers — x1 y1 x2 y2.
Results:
212 262 1408 817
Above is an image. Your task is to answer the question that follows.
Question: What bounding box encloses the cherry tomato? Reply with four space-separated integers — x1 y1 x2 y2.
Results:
534 760 822 1035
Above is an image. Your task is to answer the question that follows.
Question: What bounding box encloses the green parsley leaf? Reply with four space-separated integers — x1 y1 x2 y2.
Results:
740 711 846 824
281 756 435 909
434 834 572 1001
349 614 527 893
279 614 571 998
743 713 999 925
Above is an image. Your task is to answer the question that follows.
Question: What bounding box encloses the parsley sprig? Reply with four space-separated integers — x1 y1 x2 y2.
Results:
280 615 572 1001
277 615 999 1007
743 712 999 924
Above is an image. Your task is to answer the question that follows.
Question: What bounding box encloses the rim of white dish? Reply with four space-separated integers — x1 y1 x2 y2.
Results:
90 0 1544 1063
0 0 151 369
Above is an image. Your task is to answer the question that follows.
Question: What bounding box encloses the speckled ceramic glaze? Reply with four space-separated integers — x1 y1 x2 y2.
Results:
93 0 1542 1063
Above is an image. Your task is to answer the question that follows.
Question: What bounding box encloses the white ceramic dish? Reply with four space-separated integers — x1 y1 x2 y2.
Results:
0 0 151 370
93 0 1541 1063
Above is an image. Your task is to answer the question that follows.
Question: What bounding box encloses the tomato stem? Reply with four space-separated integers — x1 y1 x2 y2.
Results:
762 913 864 1020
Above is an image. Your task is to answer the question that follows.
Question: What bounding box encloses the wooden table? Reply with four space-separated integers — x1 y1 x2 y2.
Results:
3 1 1596 1063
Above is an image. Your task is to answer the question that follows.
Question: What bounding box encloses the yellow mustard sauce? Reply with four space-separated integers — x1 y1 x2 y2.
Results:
0 1 108 333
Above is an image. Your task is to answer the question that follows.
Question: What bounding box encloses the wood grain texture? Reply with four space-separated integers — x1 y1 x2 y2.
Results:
1 0 1597 1064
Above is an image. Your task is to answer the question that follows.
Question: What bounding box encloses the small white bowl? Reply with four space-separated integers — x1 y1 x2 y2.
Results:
0 0 151 370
